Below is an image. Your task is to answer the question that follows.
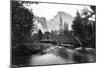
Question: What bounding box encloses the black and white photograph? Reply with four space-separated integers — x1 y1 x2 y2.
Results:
11 0 96 67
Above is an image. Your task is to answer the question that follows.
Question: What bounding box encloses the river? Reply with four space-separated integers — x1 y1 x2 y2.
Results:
12 46 95 67
12 53 75 66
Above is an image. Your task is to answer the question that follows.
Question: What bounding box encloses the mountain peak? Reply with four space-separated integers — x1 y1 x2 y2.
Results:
47 11 73 31
57 11 73 18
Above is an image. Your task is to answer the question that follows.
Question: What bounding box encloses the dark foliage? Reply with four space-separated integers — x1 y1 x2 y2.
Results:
37 29 44 40
72 6 96 48
90 6 96 14
12 1 34 56
12 1 34 43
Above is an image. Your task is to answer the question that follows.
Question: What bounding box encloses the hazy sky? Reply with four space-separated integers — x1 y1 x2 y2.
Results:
23 2 91 32
23 3 91 21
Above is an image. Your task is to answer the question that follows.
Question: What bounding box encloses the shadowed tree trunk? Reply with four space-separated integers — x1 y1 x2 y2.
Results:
72 33 85 50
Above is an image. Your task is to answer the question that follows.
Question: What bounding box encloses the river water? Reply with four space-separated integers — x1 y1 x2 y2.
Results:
12 53 75 66
12 46 95 67
29 54 75 65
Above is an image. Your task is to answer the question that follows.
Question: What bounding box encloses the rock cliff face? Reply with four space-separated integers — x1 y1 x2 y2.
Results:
31 17 48 35
32 11 73 34
47 11 73 31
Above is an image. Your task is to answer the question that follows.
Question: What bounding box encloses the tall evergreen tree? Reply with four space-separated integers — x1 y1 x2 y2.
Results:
72 6 96 48
37 29 43 40
12 1 34 43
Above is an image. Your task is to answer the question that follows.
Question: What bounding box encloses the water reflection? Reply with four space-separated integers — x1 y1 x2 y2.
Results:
12 53 75 66
29 54 75 65
12 47 95 66
12 56 31 66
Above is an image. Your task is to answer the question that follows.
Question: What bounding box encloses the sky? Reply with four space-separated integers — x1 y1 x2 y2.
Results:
22 2 92 32
23 3 91 20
